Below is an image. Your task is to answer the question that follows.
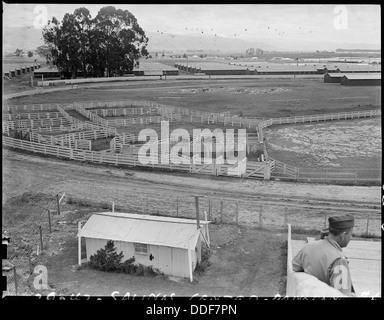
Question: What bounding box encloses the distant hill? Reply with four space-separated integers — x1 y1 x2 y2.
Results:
145 32 277 53
3 26 45 54
3 26 380 55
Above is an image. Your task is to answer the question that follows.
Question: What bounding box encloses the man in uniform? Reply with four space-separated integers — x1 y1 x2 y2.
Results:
292 214 355 296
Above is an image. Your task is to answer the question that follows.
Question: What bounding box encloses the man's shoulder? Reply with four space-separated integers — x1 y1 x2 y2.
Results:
302 238 338 253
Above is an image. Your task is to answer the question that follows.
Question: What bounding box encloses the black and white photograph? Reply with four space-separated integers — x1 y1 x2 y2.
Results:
2 3 382 309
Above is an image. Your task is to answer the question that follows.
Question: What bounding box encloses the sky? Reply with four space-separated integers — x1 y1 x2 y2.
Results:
2 4 381 49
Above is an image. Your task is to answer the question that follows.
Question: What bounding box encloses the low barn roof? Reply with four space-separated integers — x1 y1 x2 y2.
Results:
337 65 381 72
78 212 209 250
342 73 381 80
34 67 59 73
324 73 346 78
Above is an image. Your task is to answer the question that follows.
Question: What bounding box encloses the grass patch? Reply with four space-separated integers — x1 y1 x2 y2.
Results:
5 192 55 206
91 137 114 151
66 196 93 207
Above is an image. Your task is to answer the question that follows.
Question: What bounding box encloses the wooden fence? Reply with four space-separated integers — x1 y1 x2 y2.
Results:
90 107 158 117
3 112 62 121
105 115 167 127
3 103 64 112
268 109 380 126
73 103 107 126
2 136 271 180
5 117 72 130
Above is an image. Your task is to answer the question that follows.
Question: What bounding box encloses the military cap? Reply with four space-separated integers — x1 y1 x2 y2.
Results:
328 214 355 229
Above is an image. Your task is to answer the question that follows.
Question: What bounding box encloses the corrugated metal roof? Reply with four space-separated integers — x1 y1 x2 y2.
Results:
337 65 381 72
342 73 381 80
254 64 318 72
34 67 59 73
324 73 346 78
78 212 207 250
184 62 248 71
134 62 178 71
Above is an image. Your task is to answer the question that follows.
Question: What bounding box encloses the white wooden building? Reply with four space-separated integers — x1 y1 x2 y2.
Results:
77 212 210 281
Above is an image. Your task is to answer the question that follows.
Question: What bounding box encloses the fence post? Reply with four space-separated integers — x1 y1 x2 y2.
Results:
39 225 43 251
284 208 288 227
235 201 239 225
324 215 327 228
13 266 18 295
56 194 61 215
147 194 149 214
47 209 52 233
27 244 32 275
220 200 223 223
176 196 179 216
208 198 211 221
195 196 201 229
259 206 263 229
366 214 370 236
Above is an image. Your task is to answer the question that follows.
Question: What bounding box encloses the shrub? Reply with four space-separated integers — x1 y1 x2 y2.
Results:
195 243 211 274
89 240 124 272
117 257 137 273
88 241 158 276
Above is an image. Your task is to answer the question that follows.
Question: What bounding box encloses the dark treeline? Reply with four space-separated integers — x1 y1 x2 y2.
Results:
42 6 149 79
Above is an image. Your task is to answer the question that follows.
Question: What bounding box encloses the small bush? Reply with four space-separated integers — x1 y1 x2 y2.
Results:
117 257 137 274
100 202 111 210
88 241 158 276
89 240 124 272
195 243 211 274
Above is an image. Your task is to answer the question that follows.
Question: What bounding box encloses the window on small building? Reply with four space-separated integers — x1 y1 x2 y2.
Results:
134 243 149 254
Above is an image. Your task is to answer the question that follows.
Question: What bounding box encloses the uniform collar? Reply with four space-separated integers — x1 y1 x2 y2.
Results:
325 237 342 252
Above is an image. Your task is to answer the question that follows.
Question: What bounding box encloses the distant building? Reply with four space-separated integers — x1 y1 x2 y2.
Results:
324 73 346 83
337 64 381 73
340 73 381 86
132 62 179 76
33 66 61 80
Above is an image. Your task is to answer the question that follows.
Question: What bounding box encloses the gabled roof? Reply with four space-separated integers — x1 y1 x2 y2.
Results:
183 62 248 71
78 212 209 250
324 73 346 78
134 62 178 71
337 65 381 72
254 64 318 72
342 73 381 80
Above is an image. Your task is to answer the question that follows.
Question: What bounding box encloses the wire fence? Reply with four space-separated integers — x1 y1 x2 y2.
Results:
2 194 63 297
75 185 382 238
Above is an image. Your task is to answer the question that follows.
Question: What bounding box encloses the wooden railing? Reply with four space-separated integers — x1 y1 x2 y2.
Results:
269 109 381 126
2 136 271 180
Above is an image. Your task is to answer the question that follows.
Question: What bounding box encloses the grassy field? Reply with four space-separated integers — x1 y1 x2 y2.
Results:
5 78 380 119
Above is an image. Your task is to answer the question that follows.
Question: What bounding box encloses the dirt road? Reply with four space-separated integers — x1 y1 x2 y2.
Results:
2 148 381 235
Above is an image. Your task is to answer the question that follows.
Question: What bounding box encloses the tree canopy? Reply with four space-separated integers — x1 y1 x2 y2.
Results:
42 6 149 78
